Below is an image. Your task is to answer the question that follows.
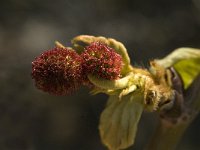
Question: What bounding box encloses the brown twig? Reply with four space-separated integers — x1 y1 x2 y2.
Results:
145 73 200 150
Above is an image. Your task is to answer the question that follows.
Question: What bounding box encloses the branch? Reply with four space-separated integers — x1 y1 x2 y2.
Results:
145 74 200 150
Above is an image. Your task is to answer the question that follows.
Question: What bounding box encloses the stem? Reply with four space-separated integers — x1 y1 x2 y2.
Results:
146 118 192 150
186 75 200 112
145 74 200 150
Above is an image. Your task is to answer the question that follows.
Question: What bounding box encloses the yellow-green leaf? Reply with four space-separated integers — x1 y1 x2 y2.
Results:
155 48 200 89
87 72 134 90
99 93 143 150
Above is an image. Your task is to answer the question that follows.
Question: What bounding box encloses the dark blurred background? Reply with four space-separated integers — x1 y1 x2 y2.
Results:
0 0 200 149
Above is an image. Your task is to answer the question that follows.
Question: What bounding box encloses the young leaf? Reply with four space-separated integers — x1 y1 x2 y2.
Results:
155 48 200 89
99 93 144 150
87 72 134 90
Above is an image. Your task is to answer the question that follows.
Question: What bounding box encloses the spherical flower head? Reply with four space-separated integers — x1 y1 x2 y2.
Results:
31 47 83 95
81 42 123 80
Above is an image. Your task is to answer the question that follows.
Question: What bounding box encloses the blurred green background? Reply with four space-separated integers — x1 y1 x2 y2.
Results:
0 0 200 149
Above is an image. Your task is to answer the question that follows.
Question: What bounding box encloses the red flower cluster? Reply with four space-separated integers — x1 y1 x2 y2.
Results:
81 42 122 80
31 47 83 95
31 42 123 95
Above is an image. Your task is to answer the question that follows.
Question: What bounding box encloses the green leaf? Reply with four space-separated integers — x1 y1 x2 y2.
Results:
155 48 200 89
99 93 144 150
174 59 200 89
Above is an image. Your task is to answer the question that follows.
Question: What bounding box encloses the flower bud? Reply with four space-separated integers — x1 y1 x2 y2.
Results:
31 47 83 95
81 42 122 80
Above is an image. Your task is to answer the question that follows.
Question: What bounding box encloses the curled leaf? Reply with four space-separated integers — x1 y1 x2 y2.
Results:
155 48 200 89
55 41 65 49
99 93 144 150
119 85 138 98
88 72 134 90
